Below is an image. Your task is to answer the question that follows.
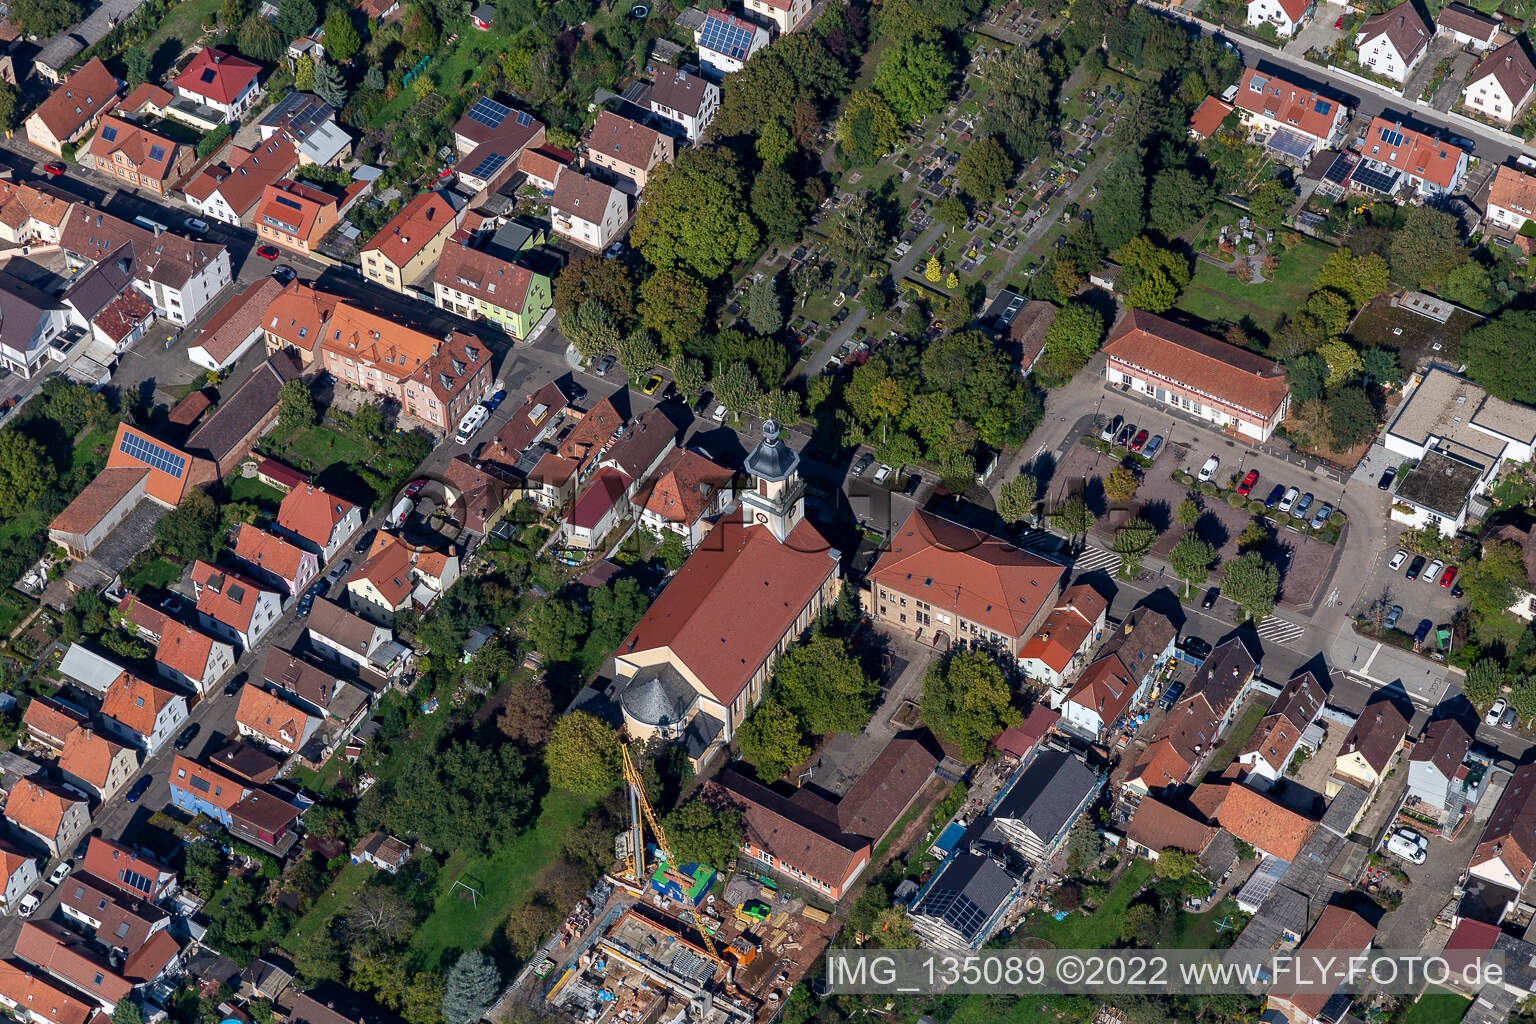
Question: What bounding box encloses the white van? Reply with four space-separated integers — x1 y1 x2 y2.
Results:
1385 834 1426 864
455 404 489 444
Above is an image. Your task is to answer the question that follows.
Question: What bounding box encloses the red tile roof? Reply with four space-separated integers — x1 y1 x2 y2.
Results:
1233 68 1342 142
991 703 1058 758
157 620 221 681
262 280 336 354
57 728 129 791
1126 797 1215 854
257 179 335 245
4 778 81 842
233 523 311 584
13 923 131 1004
191 277 285 365
21 698 85 749
172 47 262 106
633 448 734 526
235 684 315 753
80 837 174 902
103 422 194 506
870 509 1065 639
48 466 147 538
363 190 457 267
1474 760 1536 886
1189 96 1233 139
1103 309 1290 421
0 959 97 1024
170 755 244 812
1358 2 1432 65
1214 782 1314 861
585 110 666 171
277 484 357 549
30 59 119 143
1362 116 1466 190
85 116 186 185
190 561 271 634
100 673 178 737
569 466 631 530
1019 582 1107 674
1065 653 1138 726
1468 39 1536 107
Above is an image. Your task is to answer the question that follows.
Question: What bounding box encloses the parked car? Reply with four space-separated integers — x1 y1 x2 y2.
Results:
1310 503 1333 529
352 529 376 554
1237 470 1259 497
1488 697 1510 726
484 389 507 412
184 217 210 233
325 558 351 586
1389 549 1408 571
125 776 151 803
1423 559 1444 584
47 861 70 886
1504 705 1519 729
1157 680 1186 710
1385 604 1403 629
711 403 727 422
593 355 615 377
1178 636 1212 660
1143 435 1164 460
691 392 711 416
567 382 588 405
1441 566 1459 588
1278 486 1299 513
852 453 875 477
1100 415 1123 442
1115 422 1137 447
1394 827 1429 852
873 464 893 485
1201 587 1219 609
1385 833 1426 864
1291 492 1313 520
1198 456 1219 482
17 892 39 917
272 265 296 284
1378 468 1397 491
256 245 280 260
42 162 66 176
174 723 199 751
403 478 427 498
1413 619 1433 645
1406 555 1426 580
1264 485 1285 509
642 375 663 396
1129 429 1149 452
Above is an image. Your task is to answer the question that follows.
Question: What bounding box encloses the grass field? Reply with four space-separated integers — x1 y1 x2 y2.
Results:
283 862 373 951
1202 703 1268 778
228 476 286 513
123 556 181 592
1176 237 1334 339
1018 859 1155 948
262 424 370 477
1400 988 1472 1024
137 0 221 78
0 591 35 636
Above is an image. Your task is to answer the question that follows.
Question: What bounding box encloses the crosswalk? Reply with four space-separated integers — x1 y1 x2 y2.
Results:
1071 545 1122 574
1255 615 1307 646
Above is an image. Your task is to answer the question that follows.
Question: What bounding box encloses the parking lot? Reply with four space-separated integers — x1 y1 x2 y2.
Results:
1353 522 1465 647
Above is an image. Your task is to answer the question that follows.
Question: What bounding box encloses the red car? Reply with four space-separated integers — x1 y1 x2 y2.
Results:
42 161 66 176
1440 565 1459 588
1334 16 1343 27
1237 470 1259 496
1129 429 1149 452
255 245 280 260
403 478 427 498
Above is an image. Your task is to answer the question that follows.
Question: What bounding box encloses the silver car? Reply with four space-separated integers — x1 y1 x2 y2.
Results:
1291 492 1313 520
1310 503 1333 529
1384 605 1403 629
1423 559 1444 584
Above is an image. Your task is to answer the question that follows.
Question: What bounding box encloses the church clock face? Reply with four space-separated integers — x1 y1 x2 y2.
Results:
757 513 768 523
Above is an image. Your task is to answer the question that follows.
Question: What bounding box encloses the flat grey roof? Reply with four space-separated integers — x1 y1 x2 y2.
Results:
1396 448 1484 519
1387 367 1536 462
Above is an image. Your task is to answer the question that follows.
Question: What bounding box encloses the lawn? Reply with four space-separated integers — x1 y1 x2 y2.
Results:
137 0 222 79
1400 988 1472 1024
0 591 35 636
122 556 181 592
283 862 373 951
227 476 286 512
408 787 596 961
1176 235 1334 339
1018 859 1154 948
271 424 370 474
1177 897 1247 948
1202 702 1269 778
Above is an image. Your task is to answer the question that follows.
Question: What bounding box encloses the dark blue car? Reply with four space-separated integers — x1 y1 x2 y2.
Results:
1264 484 1285 509
484 389 507 412
1412 619 1433 645
125 776 152 803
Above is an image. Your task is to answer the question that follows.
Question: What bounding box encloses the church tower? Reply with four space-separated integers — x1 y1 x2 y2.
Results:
741 419 805 543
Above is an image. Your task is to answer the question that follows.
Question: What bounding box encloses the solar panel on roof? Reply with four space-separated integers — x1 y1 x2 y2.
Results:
515 110 533 127
700 15 754 61
101 125 117 142
148 145 167 161
1379 127 1405 147
469 152 507 179
119 431 186 479
1350 164 1400 193
465 96 511 129
1314 99 1331 114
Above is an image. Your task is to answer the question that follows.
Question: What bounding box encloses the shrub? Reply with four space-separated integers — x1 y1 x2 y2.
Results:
1200 482 1218 497
1248 500 1266 515
1175 471 1193 486
1227 492 1247 508
195 123 232 159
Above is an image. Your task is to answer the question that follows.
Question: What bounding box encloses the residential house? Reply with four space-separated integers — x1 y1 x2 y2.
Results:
1123 796 1218 859
57 873 170 955
451 96 545 161
0 962 98 1024
13 922 131 1009
306 597 409 681
1188 96 1235 141
56 728 136 803
1057 654 1138 742
907 854 1021 949
867 507 1066 657
695 9 769 77
597 406 678 497
987 748 1101 862
1330 698 1410 796
1092 606 1177 706
1406 716 1474 818
1230 68 1349 159
276 484 363 563
260 648 370 729
24 59 120 157
1485 164 1536 235
59 206 233 325
1436 3 1500 49
80 838 176 903
190 562 282 650
262 280 337 366
1463 39 1536 123
1019 582 1109 693
291 986 404 1024
0 842 39 912
0 182 73 246
517 146 571 194
171 47 262 122
186 276 285 372
1238 669 1325 784
184 135 300 228
582 111 674 194
351 833 411 872
439 456 514 535
481 381 569 467
630 447 736 548
1355 2 1434 82
549 167 628 251
649 68 720 142
4 779 89 858
234 685 321 757
98 673 188 755
257 92 353 167
184 354 301 478
1267 905 1376 1024
743 0 811 35
1206 782 1316 862
432 233 553 339
1356 116 1469 196
154 620 235 696
564 466 631 550
256 179 342 255
83 116 193 196
63 254 155 357
21 699 85 754
614 425 839 766
316 303 494 436
1125 636 1258 795
57 645 127 696
360 190 460 292
1383 368 1536 536
705 769 870 899
345 531 459 620
0 273 69 380
1102 309 1291 442
232 523 319 597
1246 0 1313 37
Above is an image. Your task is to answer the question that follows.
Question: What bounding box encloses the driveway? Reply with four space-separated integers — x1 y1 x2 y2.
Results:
1403 36 1463 105
1427 50 1478 111
1284 3 1352 58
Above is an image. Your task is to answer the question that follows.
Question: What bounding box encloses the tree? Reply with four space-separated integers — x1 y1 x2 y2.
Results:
1361 347 1401 388
1041 302 1105 377
403 973 446 1024
587 578 651 655
639 269 709 352
661 798 744 868
1389 206 1466 290
1176 499 1200 527
1118 236 1191 313
737 699 809 781
1148 167 1214 239
1248 179 1294 228
921 651 1018 760
1462 310 1536 403
1104 466 1139 504
1442 261 1493 311
955 135 1012 204
343 886 416 949
1512 676 1536 726
497 679 554 747
155 488 223 562
526 598 586 662
1462 540 1527 626
238 14 286 60
322 7 361 62
924 255 942 283
0 430 54 518
279 379 319 430
182 841 224 897
1050 494 1093 539
553 257 637 325
671 355 706 397
1313 248 1391 308
827 191 889 274
979 44 1057 162
711 361 763 417
998 475 1037 525
112 1002 142 1024
311 57 348 107
292 927 344 984
1113 518 1156 576
1065 813 1102 873
544 712 621 794
1327 387 1376 448
613 326 660 375
836 90 902 166
8 0 80 35
219 0 248 27
277 0 317 39
656 531 688 571
440 951 500 1024
874 29 957 124
747 276 782 335
1169 534 1218 597
758 388 801 426
1463 659 1504 711
1154 849 1199 880
751 164 812 248
631 150 759 279
562 299 620 363
1093 148 1148 251
1316 339 1362 387
124 48 154 88
1222 551 1279 622
773 635 878 735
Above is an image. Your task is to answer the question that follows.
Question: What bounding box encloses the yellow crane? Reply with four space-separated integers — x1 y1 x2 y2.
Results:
619 744 720 958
